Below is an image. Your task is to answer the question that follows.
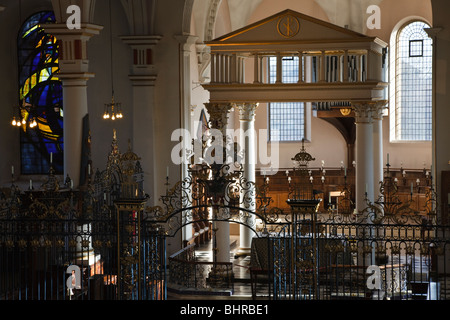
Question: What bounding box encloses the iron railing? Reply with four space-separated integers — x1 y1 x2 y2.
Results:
250 214 450 300
168 243 234 295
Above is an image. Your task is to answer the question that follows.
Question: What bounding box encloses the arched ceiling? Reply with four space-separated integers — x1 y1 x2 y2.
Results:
191 0 431 43
191 0 380 41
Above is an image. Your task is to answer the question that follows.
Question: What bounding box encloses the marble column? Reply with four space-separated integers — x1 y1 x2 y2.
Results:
176 34 198 244
372 101 387 200
41 23 102 187
204 103 233 264
354 102 375 265
353 103 374 211
236 103 258 257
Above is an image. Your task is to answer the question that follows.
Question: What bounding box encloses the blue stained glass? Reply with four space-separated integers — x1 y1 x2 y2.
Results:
18 11 63 174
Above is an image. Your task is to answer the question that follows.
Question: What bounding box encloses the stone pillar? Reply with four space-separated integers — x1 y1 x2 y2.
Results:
175 34 198 243
319 51 326 82
354 102 375 265
253 54 260 84
204 103 233 263
236 103 258 257
343 50 349 82
297 51 304 83
41 23 102 187
372 102 386 200
353 103 374 211
121 35 161 205
276 53 282 84
211 53 216 83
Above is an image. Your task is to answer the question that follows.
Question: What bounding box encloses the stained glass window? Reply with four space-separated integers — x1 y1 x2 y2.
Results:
268 56 305 141
395 21 432 141
18 11 63 174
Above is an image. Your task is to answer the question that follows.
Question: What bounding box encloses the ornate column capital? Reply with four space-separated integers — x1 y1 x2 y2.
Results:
204 103 233 131
236 103 258 122
352 102 373 124
370 100 388 120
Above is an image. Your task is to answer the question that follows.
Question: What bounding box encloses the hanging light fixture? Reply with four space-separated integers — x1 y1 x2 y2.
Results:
103 95 123 120
103 0 123 121
11 99 38 129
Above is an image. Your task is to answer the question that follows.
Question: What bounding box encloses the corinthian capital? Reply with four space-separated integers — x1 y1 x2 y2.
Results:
370 100 388 120
352 102 373 124
237 103 259 121
204 103 233 131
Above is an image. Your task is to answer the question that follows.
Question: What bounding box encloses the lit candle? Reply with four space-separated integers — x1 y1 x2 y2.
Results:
50 152 53 164
285 170 289 176
344 167 347 177
71 179 73 189
29 179 32 190
88 164 91 175
288 176 291 183
103 192 106 201
11 165 14 175
329 193 331 203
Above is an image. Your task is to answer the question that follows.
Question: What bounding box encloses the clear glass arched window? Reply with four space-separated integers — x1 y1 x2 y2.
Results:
18 11 63 174
394 20 432 141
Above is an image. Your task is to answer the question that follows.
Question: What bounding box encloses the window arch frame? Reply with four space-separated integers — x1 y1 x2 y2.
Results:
389 18 433 143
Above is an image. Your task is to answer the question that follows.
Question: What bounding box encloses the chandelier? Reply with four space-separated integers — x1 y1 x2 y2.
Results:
11 100 37 128
103 94 123 120
103 0 124 121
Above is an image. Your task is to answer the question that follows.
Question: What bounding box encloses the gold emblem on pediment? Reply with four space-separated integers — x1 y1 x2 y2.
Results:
277 14 300 38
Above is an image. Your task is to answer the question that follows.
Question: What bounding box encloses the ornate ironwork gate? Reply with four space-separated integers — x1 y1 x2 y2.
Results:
1 133 449 300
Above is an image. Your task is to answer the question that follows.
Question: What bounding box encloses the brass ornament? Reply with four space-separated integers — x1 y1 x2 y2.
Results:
277 14 300 38
340 108 352 116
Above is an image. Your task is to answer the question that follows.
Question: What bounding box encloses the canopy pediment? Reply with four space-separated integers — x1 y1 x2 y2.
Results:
206 9 385 50
203 9 388 105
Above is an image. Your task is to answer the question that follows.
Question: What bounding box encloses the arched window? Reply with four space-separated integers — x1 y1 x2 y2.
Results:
393 20 432 141
17 11 63 174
